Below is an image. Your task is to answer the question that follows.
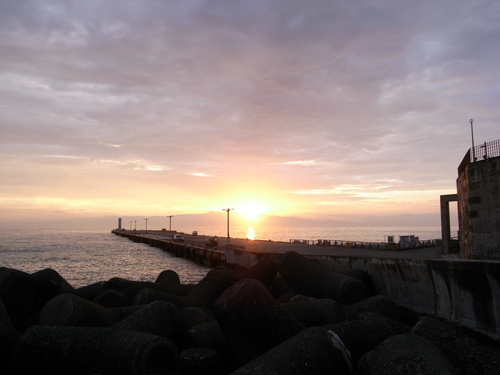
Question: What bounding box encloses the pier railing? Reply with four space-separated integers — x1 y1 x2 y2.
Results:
470 139 500 162
289 238 436 250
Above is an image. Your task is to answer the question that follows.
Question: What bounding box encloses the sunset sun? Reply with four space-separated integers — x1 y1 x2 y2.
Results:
237 203 267 222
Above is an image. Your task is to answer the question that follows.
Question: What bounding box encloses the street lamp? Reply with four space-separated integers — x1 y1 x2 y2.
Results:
470 119 476 162
222 208 234 241
145 218 149 233
134 220 137 230
167 215 175 232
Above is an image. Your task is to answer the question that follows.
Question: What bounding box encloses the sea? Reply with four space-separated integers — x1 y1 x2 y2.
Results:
0 226 454 289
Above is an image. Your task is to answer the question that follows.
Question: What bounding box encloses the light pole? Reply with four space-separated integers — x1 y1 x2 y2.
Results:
145 218 149 233
167 215 174 232
470 119 476 162
134 220 137 230
222 208 234 241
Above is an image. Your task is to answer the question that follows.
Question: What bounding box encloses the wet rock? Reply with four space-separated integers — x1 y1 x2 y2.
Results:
14 325 179 374
411 316 500 375
214 279 305 365
281 298 347 326
369 334 456 375
325 312 411 361
277 251 366 304
344 294 401 321
230 327 353 375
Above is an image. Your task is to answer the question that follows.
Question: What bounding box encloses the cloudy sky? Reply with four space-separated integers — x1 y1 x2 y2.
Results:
1 0 499 227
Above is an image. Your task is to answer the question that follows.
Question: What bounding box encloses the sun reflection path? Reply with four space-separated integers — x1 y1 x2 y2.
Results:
246 227 255 240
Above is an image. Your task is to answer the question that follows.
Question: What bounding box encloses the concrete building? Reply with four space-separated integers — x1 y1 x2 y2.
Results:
442 139 500 259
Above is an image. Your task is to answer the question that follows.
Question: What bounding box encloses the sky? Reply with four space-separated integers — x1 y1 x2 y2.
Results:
0 0 499 228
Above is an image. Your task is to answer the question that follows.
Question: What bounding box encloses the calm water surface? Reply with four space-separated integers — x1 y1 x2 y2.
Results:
0 225 453 288
0 227 209 288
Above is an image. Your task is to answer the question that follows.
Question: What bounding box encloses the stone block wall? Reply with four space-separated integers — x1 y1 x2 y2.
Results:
457 155 500 259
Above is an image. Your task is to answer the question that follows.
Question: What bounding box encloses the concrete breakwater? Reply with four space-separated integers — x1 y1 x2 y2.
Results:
2 250 500 374
113 230 500 342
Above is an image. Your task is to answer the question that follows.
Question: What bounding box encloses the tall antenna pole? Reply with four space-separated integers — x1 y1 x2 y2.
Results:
470 119 476 162
167 215 174 231
222 208 234 240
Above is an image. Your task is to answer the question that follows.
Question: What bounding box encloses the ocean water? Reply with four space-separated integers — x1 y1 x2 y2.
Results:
0 227 209 288
0 225 454 288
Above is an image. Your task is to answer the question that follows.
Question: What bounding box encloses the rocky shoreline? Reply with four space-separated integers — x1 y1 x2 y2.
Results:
1 250 499 374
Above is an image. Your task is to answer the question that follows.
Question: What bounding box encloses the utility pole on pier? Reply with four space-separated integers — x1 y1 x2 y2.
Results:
470 119 476 161
145 218 149 233
167 215 174 232
222 208 234 242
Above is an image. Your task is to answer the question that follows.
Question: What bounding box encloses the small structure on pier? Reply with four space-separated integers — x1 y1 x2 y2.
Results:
440 138 500 259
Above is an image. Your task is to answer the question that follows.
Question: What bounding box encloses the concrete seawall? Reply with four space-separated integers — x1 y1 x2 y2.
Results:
112 230 500 341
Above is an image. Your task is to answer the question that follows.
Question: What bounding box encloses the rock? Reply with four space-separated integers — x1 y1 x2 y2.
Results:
30 268 75 311
277 251 366 304
39 293 120 327
344 294 401 321
355 350 373 375
337 269 374 296
281 298 347 326
270 275 293 299
237 257 278 288
183 319 228 349
230 327 353 375
214 279 305 365
155 269 181 284
14 325 180 374
370 334 456 375
0 267 39 331
180 347 222 375
73 281 108 301
325 312 411 361
411 316 500 375
93 289 128 308
174 306 208 345
132 276 225 320
112 300 178 339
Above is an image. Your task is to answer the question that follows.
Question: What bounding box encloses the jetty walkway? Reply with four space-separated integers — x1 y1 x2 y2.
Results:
114 229 442 260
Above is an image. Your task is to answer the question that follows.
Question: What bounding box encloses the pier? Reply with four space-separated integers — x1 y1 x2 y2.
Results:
113 229 500 341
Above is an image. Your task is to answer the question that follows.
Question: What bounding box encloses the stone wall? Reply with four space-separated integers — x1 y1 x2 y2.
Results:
457 155 500 259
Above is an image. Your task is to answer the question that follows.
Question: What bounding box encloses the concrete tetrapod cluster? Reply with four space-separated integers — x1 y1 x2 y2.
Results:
1 250 499 374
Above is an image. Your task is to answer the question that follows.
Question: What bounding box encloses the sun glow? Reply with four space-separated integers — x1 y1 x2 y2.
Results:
237 202 267 222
